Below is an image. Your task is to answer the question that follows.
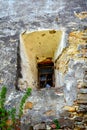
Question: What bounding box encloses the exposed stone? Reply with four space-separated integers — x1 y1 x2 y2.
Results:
63 68 77 106
77 81 87 88
21 124 33 130
74 117 83 122
59 111 71 118
33 122 46 130
76 53 83 58
77 94 87 100
77 83 83 89
74 125 85 130
83 116 87 124
79 88 87 94
46 125 51 130
83 79 87 83
24 102 33 109
77 100 87 104
59 118 74 129
77 105 87 113
84 53 87 58
74 11 87 19
44 110 55 116
75 121 84 125
63 106 76 112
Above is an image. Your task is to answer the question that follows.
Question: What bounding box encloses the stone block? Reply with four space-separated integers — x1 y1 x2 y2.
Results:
74 117 83 122
79 88 87 94
44 110 55 116
63 106 76 112
33 122 46 130
21 124 33 130
59 111 71 118
77 93 87 100
59 118 74 129
77 105 87 113
77 100 87 104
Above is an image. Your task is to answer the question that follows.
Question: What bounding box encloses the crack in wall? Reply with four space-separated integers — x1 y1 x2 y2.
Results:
15 40 22 90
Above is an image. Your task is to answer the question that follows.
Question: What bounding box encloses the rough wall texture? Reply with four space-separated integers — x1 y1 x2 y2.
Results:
0 0 87 129
0 0 87 92
56 29 87 105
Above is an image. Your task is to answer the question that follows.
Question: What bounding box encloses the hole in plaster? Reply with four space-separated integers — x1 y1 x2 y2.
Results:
49 30 56 34
42 33 46 36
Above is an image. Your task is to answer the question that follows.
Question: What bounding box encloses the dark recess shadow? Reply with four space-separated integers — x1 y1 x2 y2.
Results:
15 40 22 90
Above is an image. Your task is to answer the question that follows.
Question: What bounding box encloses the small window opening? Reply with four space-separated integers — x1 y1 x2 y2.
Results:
38 58 54 88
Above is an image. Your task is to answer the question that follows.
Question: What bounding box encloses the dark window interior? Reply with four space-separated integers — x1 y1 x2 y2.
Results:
38 59 54 88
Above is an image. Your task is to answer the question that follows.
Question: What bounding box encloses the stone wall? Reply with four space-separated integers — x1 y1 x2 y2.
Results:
56 29 87 106
0 0 87 129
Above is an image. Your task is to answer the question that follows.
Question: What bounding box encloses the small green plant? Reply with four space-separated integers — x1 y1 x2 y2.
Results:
8 108 16 125
0 86 32 130
53 119 61 129
19 88 32 117
0 86 8 129
0 86 7 108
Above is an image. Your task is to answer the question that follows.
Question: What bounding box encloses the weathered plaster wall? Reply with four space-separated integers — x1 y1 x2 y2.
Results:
0 0 87 92
0 0 87 129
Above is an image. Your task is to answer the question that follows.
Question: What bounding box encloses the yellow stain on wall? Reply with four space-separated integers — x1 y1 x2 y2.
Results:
20 30 62 89
22 30 62 60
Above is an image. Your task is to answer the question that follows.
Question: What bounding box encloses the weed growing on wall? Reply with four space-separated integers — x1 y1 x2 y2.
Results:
19 88 32 117
0 86 32 130
53 119 60 129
